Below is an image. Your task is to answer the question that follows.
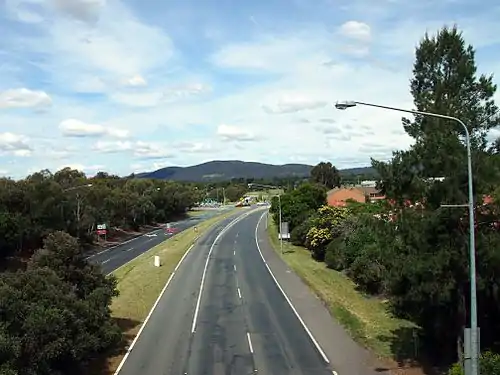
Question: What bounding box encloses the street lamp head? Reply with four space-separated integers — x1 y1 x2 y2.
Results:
334 101 357 110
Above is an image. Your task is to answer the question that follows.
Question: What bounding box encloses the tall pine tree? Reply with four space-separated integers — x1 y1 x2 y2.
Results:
371 26 500 364
373 25 499 207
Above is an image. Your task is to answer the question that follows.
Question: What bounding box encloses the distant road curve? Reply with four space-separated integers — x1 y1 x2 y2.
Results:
87 207 234 274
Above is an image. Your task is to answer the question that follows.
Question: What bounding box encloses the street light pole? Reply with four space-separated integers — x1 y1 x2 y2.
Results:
335 100 479 375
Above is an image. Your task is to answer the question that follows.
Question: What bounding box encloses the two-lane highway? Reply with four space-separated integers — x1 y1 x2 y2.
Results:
87 209 232 274
116 208 333 375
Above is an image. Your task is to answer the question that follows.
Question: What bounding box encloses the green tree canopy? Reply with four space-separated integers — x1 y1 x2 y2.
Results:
310 162 341 189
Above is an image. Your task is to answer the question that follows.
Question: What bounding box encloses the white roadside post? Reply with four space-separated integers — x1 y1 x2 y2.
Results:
154 256 161 267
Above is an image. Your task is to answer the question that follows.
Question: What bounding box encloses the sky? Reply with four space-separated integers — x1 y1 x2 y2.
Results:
1 0 499 178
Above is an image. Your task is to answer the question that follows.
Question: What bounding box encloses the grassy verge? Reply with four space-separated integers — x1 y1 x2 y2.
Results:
90 208 238 374
266 217 416 361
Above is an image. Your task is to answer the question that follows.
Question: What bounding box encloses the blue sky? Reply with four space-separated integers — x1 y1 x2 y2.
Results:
0 0 499 178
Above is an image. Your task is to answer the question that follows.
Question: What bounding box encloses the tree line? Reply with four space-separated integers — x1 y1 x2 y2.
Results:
271 26 500 373
0 168 202 265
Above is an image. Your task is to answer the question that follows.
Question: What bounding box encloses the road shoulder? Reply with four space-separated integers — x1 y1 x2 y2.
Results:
255 211 386 375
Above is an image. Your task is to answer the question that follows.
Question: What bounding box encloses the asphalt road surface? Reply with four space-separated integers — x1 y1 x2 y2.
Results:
116 208 333 375
87 208 233 274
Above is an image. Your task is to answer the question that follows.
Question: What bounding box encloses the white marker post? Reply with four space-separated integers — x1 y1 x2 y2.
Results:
154 256 161 267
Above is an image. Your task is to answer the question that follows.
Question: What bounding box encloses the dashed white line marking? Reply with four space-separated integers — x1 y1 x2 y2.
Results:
237 287 242 299
191 213 251 334
254 212 330 364
126 247 134 252
332 371 338 375
233 250 236 255
234 264 237 272
102 259 110 264
246 332 254 353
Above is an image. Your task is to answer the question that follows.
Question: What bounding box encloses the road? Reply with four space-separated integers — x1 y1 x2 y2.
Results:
87 208 233 274
116 208 333 375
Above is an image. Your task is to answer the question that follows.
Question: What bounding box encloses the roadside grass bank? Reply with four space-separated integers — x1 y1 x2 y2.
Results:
89 208 238 375
265 216 419 370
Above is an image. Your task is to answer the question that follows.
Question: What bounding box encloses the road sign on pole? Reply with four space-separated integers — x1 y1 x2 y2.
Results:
96 224 107 236
279 222 290 240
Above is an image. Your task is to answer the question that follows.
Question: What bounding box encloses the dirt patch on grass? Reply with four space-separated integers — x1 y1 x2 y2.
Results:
266 219 427 375
89 208 238 375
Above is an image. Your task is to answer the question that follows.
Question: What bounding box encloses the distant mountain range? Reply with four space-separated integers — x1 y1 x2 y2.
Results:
135 160 376 182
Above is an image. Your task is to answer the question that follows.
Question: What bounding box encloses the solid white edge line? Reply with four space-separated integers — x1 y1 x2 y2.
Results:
237 287 242 299
113 269 177 375
175 244 194 272
113 236 197 374
190 211 253 334
246 332 254 354
254 211 331 365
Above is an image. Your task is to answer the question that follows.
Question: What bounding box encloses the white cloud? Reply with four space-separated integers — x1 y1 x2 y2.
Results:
124 74 147 87
262 93 327 114
59 119 129 138
217 124 256 142
93 140 133 153
134 141 173 159
109 83 210 107
173 141 214 153
0 88 52 109
92 140 172 159
58 163 105 173
0 132 32 156
339 21 371 42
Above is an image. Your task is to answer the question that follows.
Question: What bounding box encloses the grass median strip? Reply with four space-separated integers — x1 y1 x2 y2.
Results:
265 217 415 361
91 208 238 375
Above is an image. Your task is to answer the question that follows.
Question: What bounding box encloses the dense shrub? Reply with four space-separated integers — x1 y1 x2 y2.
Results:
290 219 312 246
0 232 121 374
448 351 500 375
